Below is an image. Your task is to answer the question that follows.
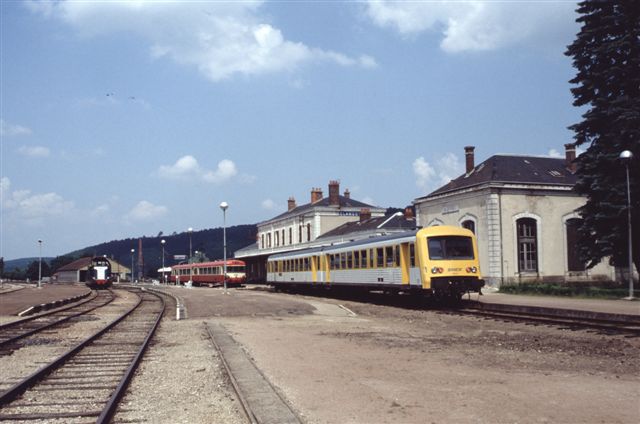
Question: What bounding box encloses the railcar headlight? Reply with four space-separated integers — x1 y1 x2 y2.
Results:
466 266 477 273
431 267 444 274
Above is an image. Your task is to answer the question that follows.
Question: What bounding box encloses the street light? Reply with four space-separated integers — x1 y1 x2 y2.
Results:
37 239 42 289
620 150 635 300
220 201 229 293
188 227 193 285
161 239 166 284
131 249 135 283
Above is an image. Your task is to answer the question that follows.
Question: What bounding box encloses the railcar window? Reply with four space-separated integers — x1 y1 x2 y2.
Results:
304 258 309 271
369 249 374 268
427 236 474 260
347 252 354 269
353 251 360 269
385 246 395 267
409 243 416 267
376 248 384 268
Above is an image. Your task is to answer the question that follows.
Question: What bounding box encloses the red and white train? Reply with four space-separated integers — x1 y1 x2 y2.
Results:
169 260 246 287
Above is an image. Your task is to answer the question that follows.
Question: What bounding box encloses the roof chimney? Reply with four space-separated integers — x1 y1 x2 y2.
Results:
344 189 350 199
310 187 323 203
359 208 371 223
564 143 577 173
404 207 414 219
464 146 475 173
287 197 297 212
328 180 340 206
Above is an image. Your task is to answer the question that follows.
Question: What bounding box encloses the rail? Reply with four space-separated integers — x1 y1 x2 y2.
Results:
0 288 166 422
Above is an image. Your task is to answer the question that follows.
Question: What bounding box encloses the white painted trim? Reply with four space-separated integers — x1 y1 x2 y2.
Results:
512 212 543 276
427 218 444 227
458 213 479 238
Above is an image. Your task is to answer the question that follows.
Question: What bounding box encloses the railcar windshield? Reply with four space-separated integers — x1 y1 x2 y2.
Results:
227 266 245 273
427 236 474 260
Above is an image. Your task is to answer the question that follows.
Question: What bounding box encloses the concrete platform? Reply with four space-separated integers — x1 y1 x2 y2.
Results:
0 283 91 316
470 290 640 322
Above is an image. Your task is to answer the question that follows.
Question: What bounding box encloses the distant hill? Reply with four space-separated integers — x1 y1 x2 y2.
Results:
4 257 54 273
64 224 257 276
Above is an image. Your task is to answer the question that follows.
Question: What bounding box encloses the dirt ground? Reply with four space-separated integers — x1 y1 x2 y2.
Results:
2 284 638 423
171 286 640 424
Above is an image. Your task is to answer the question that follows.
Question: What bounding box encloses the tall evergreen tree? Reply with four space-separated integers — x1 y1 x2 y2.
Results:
565 0 640 274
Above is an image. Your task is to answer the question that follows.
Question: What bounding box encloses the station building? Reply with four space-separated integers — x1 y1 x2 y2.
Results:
53 257 131 283
235 180 388 282
413 145 615 287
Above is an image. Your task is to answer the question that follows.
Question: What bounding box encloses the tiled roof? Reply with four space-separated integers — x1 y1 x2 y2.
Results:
318 214 417 239
263 195 379 223
55 257 93 272
420 155 577 199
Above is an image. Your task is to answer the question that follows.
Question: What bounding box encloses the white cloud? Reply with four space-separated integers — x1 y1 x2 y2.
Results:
157 156 240 184
435 152 463 186
1 119 33 137
91 204 110 216
548 148 563 158
27 1 375 82
364 1 577 53
413 152 464 193
1 177 74 219
18 146 50 157
202 159 238 184
413 156 436 191
157 155 201 180
261 198 277 210
548 146 586 159
125 200 167 222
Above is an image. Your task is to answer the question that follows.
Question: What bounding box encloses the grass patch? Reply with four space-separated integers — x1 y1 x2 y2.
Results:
499 283 637 299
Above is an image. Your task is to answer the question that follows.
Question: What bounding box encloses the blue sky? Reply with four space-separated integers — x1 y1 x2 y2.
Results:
1 0 582 260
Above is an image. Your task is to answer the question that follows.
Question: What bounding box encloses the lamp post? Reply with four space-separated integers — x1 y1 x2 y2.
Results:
161 239 166 284
131 249 135 283
188 227 193 285
220 202 228 293
620 150 635 300
37 239 42 288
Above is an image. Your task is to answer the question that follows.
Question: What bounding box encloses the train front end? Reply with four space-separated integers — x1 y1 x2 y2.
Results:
86 257 113 289
225 260 247 286
416 226 484 299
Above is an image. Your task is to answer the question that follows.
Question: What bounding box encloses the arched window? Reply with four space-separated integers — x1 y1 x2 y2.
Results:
267 233 272 248
516 218 538 273
306 223 311 241
261 234 264 249
566 218 586 272
282 229 285 246
289 228 292 245
275 231 279 247
298 225 303 243
461 220 476 234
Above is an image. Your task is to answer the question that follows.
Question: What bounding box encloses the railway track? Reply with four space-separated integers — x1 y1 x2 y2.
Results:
456 303 640 336
0 290 115 353
0 288 165 423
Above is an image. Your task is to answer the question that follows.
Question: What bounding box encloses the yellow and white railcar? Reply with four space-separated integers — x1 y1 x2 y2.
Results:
266 226 484 298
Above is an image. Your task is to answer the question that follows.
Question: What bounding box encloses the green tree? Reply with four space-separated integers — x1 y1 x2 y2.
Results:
565 0 640 274
50 255 76 273
25 260 51 281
